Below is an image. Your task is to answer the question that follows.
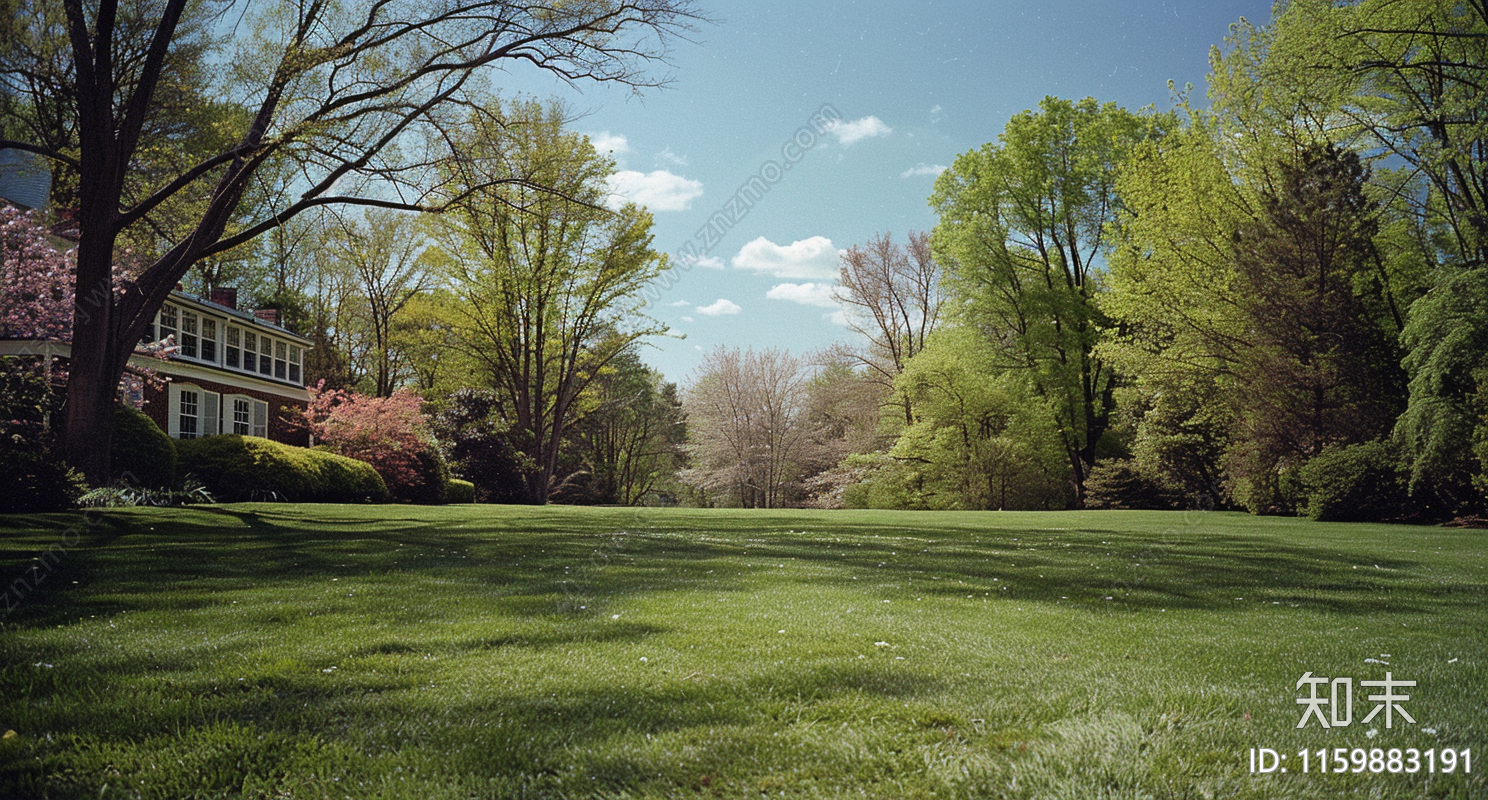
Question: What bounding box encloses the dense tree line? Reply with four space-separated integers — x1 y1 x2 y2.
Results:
681 2 1487 520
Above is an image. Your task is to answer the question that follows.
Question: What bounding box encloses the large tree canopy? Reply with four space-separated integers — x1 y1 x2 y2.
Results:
429 100 670 504
930 96 1164 504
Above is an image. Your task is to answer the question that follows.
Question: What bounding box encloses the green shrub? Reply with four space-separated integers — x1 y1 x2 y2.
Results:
110 404 176 488
400 443 451 505
177 435 387 503
1283 439 1409 522
79 478 214 508
446 479 476 504
0 357 83 512
1084 459 1181 510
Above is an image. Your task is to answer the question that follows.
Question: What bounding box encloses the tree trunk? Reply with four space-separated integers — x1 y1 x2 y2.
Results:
62 232 122 486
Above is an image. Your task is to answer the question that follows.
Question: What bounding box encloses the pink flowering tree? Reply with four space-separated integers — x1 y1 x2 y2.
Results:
1 208 166 409
0 206 76 340
296 384 447 502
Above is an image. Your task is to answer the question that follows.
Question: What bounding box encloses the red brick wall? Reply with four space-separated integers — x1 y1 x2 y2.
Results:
143 375 309 446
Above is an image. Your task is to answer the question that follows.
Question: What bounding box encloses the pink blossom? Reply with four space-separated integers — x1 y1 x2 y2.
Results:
294 386 433 491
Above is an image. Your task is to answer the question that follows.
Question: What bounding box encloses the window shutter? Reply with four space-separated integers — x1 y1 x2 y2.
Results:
167 384 180 438
252 400 268 438
202 391 220 437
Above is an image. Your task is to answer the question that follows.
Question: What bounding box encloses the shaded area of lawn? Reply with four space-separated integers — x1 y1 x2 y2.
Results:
1 505 1484 798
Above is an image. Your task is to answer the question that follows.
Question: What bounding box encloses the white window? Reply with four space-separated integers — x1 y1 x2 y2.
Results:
258 335 273 376
159 304 178 344
200 318 218 363
251 398 268 438
180 311 198 359
226 395 267 437
274 340 287 380
288 345 302 385
230 396 252 435
169 384 219 439
225 326 241 369
242 331 256 373
177 387 199 439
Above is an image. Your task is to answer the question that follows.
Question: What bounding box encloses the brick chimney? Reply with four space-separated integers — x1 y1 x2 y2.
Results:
210 287 238 310
253 308 280 326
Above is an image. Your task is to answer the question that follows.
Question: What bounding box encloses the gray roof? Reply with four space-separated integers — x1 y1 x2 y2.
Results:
0 149 52 210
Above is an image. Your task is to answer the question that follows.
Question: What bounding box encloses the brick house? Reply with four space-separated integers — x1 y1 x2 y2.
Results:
0 288 313 446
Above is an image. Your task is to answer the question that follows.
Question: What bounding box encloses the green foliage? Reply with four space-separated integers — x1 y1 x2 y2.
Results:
110 404 176 489
931 96 1165 501
0 358 83 513
1223 144 1406 512
1282 440 1410 522
402 444 451 506
860 328 1072 510
429 99 671 503
1258 0 1487 270
1475 376 1488 506
1123 376 1231 506
1396 267 1488 515
78 478 214 508
1083 459 1181 511
445 478 476 504
559 349 686 506
427 389 531 504
176 435 387 503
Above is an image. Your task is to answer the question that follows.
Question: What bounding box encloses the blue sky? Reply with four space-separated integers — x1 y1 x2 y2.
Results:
498 0 1275 385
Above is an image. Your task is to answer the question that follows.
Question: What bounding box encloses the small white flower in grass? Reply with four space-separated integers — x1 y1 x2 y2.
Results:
895 656 904 660
1364 658 1388 665
1448 658 1458 664
1365 729 1378 738
875 642 890 647
1423 727 1438 734
322 667 336 673
778 630 786 634
612 614 620 620
639 657 648 662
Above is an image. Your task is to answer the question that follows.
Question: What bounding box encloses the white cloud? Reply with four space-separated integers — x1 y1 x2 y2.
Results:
667 299 691 307
680 316 694 323
696 299 741 316
825 115 892 145
827 309 849 327
605 170 703 212
731 236 843 280
656 147 688 168
766 282 839 308
900 163 947 178
930 104 943 115
693 255 725 269
589 131 630 155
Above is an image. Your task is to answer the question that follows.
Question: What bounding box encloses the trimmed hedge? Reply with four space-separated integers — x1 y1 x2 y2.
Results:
446 479 476 504
177 435 387 503
111 404 176 488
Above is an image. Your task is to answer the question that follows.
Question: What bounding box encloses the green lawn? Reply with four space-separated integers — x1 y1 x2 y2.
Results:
0 505 1483 799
